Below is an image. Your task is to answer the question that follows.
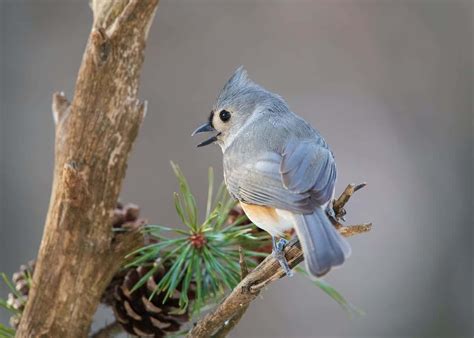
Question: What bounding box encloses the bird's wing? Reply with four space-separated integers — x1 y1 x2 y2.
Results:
280 139 336 205
225 140 336 213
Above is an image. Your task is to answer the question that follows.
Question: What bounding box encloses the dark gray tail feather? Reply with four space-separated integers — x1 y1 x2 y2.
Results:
293 207 351 277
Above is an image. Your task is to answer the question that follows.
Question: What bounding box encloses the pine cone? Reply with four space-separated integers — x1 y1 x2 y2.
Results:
101 202 147 307
111 202 145 230
7 260 35 329
112 264 195 337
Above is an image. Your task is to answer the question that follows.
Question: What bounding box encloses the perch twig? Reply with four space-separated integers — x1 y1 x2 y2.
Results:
188 183 371 338
211 247 251 338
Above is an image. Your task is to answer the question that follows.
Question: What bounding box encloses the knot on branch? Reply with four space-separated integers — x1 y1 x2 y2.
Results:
52 91 70 126
90 0 129 29
62 161 90 206
91 28 111 65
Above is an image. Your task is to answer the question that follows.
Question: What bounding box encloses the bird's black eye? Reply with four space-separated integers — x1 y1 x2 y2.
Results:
219 110 231 122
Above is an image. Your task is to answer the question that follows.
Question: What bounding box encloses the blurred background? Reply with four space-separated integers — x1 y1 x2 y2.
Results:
0 0 472 337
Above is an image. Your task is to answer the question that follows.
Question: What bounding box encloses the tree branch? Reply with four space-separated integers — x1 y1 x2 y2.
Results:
210 248 250 338
16 1 159 337
188 184 371 338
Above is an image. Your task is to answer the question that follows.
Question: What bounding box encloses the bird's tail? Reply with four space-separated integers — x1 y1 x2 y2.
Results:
293 207 351 277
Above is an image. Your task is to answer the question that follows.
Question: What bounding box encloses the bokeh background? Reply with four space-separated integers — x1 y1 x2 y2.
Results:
1 0 472 337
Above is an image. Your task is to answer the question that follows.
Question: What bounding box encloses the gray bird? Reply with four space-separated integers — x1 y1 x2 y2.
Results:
192 67 351 277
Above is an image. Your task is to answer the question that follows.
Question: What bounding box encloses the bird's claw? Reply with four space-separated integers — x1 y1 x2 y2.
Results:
272 238 293 277
328 201 346 221
275 238 288 252
326 205 336 219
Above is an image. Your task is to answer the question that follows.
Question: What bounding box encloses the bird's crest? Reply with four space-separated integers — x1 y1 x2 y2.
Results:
216 66 253 106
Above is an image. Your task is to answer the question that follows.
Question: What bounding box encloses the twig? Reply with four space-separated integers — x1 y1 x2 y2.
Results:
90 320 123 338
211 304 249 338
211 247 251 338
338 223 372 237
239 246 248 279
188 183 371 338
332 183 366 221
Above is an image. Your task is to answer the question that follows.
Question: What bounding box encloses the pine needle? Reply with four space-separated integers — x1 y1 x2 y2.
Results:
127 163 271 314
295 267 365 317
0 323 15 337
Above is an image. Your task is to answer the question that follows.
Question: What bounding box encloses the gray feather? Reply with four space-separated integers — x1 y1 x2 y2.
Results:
281 140 336 202
225 153 315 213
294 208 351 277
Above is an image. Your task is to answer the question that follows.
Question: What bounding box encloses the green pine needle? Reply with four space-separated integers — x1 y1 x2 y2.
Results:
1 274 20 300
206 167 214 218
0 323 15 337
128 163 268 314
295 267 365 317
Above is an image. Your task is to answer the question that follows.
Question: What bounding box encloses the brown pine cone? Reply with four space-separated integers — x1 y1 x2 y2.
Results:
7 260 35 329
101 202 148 307
112 263 195 337
111 202 145 230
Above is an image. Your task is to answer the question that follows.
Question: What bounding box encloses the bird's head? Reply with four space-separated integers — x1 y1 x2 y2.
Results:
192 66 289 149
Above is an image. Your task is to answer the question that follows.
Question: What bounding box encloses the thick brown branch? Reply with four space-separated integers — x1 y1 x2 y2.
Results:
16 1 159 337
188 183 371 338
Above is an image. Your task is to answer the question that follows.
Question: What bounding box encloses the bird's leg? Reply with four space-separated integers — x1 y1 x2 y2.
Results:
326 200 336 220
272 236 293 277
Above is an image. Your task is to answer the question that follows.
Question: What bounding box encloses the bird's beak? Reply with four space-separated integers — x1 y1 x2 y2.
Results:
192 122 220 147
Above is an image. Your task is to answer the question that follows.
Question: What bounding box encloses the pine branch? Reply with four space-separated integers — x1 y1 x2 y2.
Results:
127 164 269 315
188 184 372 338
210 247 250 338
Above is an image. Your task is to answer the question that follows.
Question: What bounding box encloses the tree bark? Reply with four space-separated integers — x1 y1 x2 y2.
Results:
16 1 159 337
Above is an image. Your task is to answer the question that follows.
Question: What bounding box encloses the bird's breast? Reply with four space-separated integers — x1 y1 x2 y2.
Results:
240 202 293 237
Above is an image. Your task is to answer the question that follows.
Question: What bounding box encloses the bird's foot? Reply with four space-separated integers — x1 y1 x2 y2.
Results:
326 204 336 219
327 200 347 223
272 238 293 277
